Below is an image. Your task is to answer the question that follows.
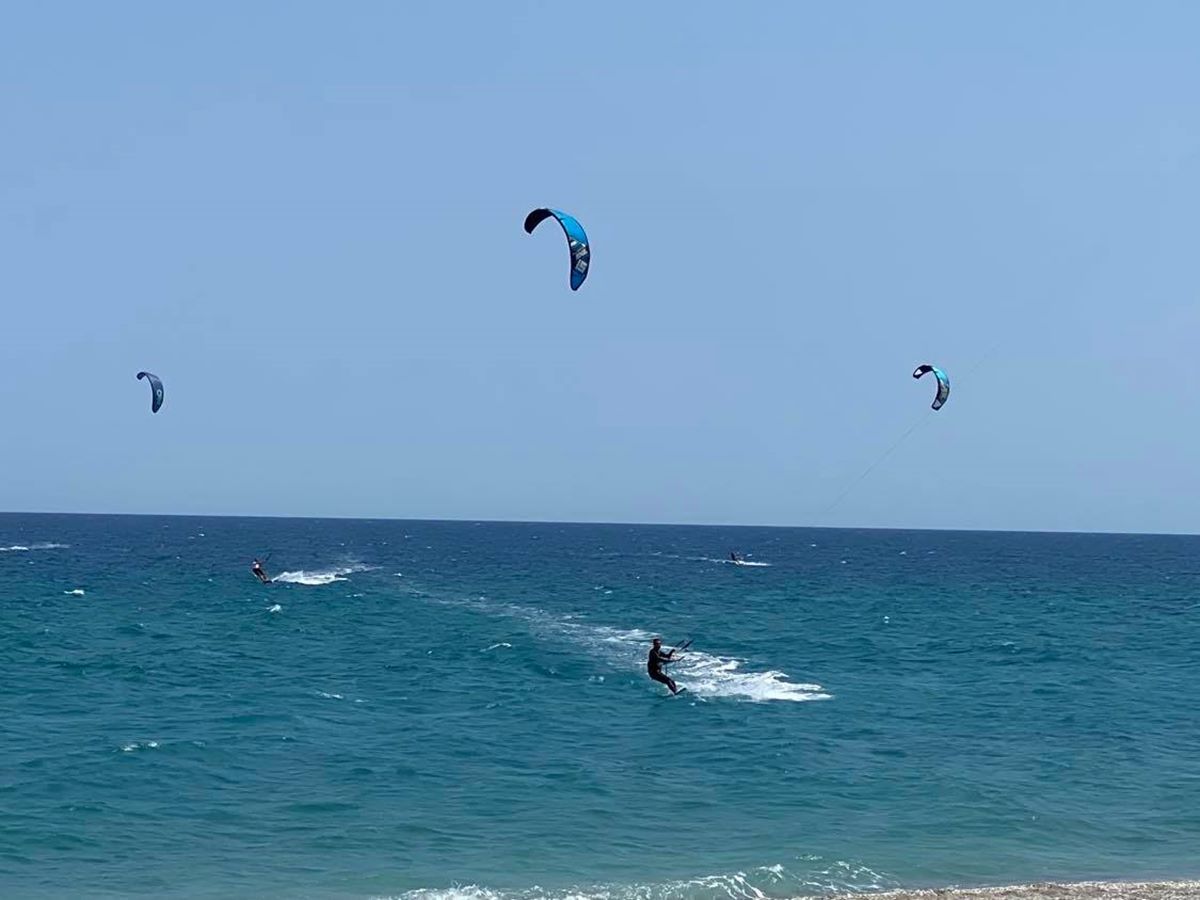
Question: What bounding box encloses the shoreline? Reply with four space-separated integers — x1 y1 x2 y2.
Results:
386 882 1200 900
824 882 1200 899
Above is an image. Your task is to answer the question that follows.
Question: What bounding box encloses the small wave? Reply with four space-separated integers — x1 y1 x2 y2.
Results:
316 691 344 700
380 860 893 900
120 741 159 753
1 542 69 552
65 589 85 596
267 604 282 613
481 642 512 652
272 564 373 586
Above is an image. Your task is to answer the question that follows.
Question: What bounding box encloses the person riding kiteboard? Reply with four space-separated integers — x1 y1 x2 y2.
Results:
251 559 271 584
647 637 691 694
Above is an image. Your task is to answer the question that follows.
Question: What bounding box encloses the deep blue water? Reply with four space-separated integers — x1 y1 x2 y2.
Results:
2 514 1198 899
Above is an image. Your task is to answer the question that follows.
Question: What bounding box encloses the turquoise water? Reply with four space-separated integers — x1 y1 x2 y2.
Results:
2 514 1199 899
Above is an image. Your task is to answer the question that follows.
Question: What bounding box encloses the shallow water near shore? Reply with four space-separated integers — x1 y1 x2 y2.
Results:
2 514 1198 898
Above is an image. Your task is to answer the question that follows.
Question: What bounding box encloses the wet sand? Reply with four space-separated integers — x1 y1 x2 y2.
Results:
827 883 1200 900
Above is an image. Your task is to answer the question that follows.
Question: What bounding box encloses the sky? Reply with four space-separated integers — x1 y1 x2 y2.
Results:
2 2 1198 532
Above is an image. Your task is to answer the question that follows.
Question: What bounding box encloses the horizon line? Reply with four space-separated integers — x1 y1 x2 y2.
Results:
0 508 1197 538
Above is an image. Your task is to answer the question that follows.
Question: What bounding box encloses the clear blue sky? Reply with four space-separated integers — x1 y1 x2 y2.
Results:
3 2 1197 531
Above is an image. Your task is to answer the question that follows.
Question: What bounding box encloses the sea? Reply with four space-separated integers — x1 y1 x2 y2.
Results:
2 514 1199 900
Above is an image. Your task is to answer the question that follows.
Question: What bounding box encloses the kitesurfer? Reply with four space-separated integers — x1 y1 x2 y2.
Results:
251 559 271 584
647 637 682 694
730 551 742 563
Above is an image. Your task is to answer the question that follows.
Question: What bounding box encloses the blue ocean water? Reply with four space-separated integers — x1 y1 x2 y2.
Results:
2 514 1199 899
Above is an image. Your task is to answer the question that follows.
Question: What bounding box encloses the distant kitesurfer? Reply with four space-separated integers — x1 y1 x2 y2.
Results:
252 559 271 584
647 637 682 695
730 551 741 563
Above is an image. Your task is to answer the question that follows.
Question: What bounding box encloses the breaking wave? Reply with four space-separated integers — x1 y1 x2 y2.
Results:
379 859 894 900
382 880 1200 900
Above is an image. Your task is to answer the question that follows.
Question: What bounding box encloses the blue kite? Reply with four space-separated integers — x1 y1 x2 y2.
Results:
524 207 590 291
912 364 950 411
136 371 165 414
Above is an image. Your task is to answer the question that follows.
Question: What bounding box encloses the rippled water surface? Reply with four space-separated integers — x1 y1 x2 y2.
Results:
2 515 1198 898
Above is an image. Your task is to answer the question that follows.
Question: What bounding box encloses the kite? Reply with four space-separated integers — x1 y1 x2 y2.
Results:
912 364 950 410
524 208 590 290
136 371 164 413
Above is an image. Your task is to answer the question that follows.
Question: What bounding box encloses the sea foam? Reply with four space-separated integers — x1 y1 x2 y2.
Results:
380 859 893 900
272 563 374 586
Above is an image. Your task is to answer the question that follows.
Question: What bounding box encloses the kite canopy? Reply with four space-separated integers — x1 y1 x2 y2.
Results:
912 364 950 411
524 207 590 290
136 371 164 413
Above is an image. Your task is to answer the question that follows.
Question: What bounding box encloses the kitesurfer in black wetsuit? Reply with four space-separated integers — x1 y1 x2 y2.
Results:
647 637 681 694
251 559 271 584
730 551 741 563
